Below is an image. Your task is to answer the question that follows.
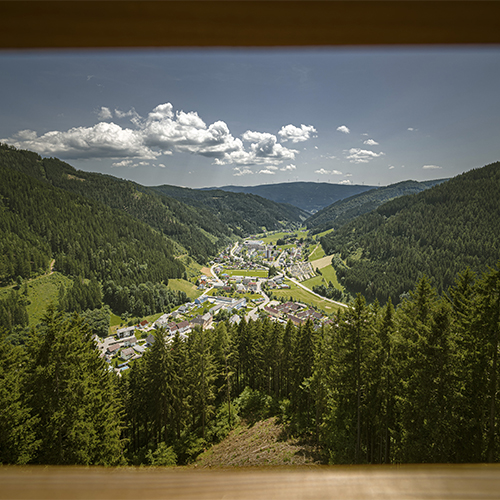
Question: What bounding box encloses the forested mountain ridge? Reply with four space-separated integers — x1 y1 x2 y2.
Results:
306 178 447 233
0 163 186 287
151 184 308 236
0 144 232 264
206 182 376 213
0 161 191 335
320 161 500 305
0 144 307 256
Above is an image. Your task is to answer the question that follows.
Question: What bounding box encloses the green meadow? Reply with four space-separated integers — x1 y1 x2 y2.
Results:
271 279 342 315
302 264 342 290
23 272 72 327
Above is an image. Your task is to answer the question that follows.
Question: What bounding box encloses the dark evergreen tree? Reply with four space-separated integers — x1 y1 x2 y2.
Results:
394 277 458 463
0 330 39 464
25 308 124 465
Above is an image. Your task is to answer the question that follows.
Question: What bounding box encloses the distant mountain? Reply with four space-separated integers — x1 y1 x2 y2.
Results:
151 184 308 236
320 162 500 305
205 182 376 213
306 179 447 233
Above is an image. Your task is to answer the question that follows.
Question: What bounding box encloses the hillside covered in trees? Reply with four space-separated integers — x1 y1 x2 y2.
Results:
0 144 305 262
152 184 309 236
2 144 500 467
3 265 500 465
306 179 446 233
320 162 500 305
0 144 232 264
0 163 189 335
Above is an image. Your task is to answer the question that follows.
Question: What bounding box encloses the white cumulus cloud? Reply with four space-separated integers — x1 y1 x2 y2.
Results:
423 164 442 169
280 164 296 171
337 125 350 134
233 167 254 176
345 148 385 164
5 122 156 160
278 124 317 143
363 139 379 146
3 102 312 168
97 107 113 120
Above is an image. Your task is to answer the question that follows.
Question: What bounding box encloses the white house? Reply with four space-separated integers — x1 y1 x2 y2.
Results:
116 326 135 339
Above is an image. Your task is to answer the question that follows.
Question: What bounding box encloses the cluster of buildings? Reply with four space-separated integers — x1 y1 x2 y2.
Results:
232 240 281 262
95 294 249 375
263 301 332 327
95 323 151 375
266 276 291 290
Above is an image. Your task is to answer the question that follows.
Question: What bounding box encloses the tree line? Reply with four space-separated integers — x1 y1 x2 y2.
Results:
2 263 500 465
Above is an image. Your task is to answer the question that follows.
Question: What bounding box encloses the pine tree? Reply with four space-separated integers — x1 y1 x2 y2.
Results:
448 268 486 462
395 277 457 463
290 319 315 433
0 329 39 464
25 308 124 465
475 264 500 461
186 326 217 441
377 298 396 463
143 328 178 448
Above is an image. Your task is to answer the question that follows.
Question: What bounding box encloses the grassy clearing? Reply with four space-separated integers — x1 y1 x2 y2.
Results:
23 272 72 327
302 265 342 290
257 228 309 245
312 228 334 239
308 244 326 261
178 255 203 280
168 278 202 300
193 417 323 467
110 313 123 330
278 244 297 251
258 231 294 244
272 281 341 315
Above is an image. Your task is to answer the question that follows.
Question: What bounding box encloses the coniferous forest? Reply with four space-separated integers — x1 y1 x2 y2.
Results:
2 266 500 465
1 144 500 466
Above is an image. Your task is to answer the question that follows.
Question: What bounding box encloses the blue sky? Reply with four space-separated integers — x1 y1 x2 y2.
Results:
1 46 500 188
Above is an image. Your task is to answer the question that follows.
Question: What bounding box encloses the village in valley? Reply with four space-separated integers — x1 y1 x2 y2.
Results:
96 229 346 375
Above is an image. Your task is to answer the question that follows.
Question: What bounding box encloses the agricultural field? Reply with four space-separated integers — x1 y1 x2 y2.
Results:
221 269 269 278
308 244 326 261
302 264 342 291
309 254 335 270
271 280 342 315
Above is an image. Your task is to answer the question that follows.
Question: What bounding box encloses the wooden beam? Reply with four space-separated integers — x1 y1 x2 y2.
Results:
2 1 500 50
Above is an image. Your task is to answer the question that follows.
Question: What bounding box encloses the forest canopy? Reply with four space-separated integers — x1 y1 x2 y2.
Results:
320 162 500 304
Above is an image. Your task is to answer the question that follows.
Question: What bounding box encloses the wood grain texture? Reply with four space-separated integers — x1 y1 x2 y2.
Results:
2 465 500 500
1 1 500 49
